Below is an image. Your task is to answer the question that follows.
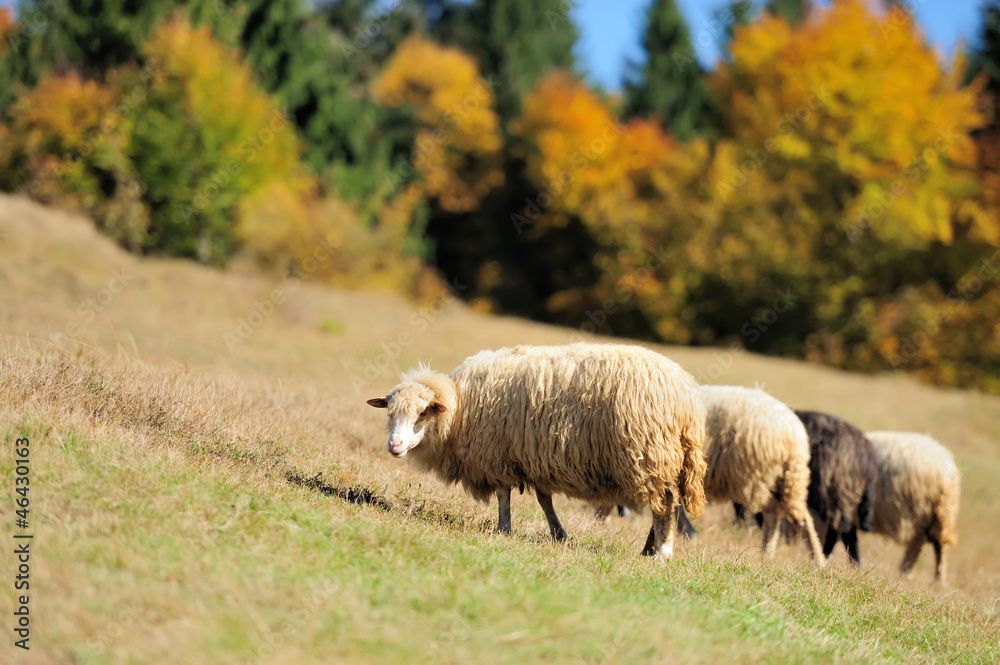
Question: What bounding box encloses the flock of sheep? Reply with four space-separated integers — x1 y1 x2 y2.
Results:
366 342 961 584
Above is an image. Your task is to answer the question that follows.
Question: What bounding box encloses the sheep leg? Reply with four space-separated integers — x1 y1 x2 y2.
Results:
899 534 926 578
841 527 861 567
761 512 782 557
800 510 826 567
675 504 699 540
822 524 840 559
931 539 947 585
595 504 613 520
642 490 678 557
617 505 632 518
641 526 656 556
535 490 568 542
496 487 512 535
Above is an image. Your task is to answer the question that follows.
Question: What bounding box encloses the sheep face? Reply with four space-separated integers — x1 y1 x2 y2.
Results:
367 382 447 458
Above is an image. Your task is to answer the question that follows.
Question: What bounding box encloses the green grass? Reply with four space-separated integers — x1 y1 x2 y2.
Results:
2 194 1000 663
2 420 996 664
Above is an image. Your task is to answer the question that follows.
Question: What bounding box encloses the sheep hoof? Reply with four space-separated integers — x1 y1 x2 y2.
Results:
552 528 568 543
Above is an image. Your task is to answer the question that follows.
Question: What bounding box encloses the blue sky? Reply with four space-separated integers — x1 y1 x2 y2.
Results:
572 0 985 91
0 0 985 92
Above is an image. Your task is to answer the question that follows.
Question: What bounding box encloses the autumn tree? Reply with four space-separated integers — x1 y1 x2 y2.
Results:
765 0 807 25
706 0 997 381
373 36 504 213
421 0 578 122
129 16 306 263
623 0 719 141
8 0 237 82
0 6 18 114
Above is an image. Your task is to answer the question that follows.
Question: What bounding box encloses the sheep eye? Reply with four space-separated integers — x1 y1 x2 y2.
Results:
418 409 429 418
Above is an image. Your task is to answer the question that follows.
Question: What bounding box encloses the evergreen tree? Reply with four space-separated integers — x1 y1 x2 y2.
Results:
718 0 753 57
967 0 1000 109
10 0 419 198
413 0 591 318
236 0 419 196
622 0 717 141
765 0 806 25
422 0 578 123
10 0 234 82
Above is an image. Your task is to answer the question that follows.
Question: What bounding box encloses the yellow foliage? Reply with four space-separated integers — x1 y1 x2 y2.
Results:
373 36 503 212
9 72 118 151
713 0 994 247
237 181 424 292
142 15 305 190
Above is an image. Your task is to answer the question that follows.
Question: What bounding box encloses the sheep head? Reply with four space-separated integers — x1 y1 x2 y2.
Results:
367 370 453 458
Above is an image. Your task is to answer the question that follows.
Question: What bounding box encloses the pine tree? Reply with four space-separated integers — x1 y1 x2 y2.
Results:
718 0 753 57
414 0 589 318
422 0 578 123
765 0 806 25
967 0 1000 109
10 0 234 82
622 0 717 141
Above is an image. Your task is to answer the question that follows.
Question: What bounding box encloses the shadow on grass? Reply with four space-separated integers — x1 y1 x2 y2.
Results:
285 469 581 545
285 469 392 511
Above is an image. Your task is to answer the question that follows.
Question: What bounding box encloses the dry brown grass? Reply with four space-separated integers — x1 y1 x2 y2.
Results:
1 194 999 662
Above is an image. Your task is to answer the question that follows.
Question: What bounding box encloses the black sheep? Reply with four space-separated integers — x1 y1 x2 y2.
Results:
731 410 878 565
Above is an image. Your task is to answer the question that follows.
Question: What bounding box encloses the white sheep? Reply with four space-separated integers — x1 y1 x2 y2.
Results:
367 342 708 557
865 431 960 584
678 385 825 565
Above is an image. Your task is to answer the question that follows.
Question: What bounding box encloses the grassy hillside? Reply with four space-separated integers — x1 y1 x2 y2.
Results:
1 194 998 664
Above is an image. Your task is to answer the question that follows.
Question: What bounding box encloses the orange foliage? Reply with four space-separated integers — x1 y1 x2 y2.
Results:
373 36 503 212
714 0 995 247
0 7 14 56
9 72 117 151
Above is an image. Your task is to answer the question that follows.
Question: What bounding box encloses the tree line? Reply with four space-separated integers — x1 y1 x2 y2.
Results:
2 0 1000 393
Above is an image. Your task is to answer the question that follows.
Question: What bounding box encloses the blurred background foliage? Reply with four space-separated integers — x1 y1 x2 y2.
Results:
2 0 1000 392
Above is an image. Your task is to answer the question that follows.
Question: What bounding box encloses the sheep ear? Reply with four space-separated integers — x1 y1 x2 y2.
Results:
367 397 389 409
429 400 447 414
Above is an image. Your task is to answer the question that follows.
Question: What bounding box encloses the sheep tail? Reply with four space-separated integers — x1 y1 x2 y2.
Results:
857 478 876 533
678 424 708 519
782 449 811 524
932 472 960 547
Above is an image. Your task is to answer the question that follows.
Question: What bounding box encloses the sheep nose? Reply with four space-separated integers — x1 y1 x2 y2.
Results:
387 440 407 456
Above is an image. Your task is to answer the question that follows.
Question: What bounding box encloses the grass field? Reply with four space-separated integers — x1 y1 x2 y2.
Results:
1 193 999 664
